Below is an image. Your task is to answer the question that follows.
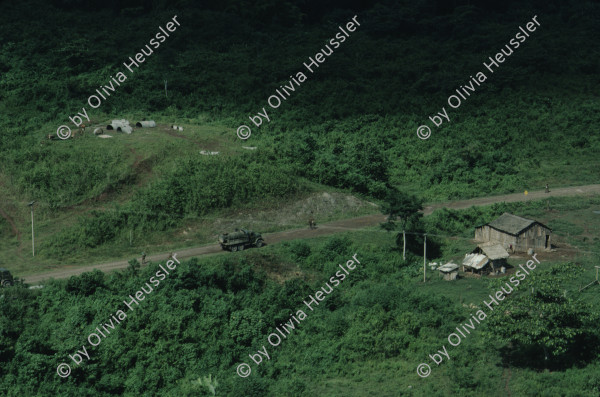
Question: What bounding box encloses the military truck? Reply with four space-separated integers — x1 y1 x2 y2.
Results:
218 229 264 251
0 268 14 287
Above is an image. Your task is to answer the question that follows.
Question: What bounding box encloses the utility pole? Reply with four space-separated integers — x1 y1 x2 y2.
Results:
423 233 427 282
28 201 36 257
403 230 406 261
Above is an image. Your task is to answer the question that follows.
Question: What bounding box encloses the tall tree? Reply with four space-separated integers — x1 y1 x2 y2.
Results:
380 188 426 255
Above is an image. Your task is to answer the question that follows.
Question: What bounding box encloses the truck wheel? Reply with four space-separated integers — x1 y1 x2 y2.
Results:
231 245 238 252
1 280 12 287
238 245 244 251
256 239 264 248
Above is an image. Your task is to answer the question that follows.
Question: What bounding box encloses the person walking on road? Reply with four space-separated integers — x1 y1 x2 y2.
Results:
545 184 550 193
141 252 147 265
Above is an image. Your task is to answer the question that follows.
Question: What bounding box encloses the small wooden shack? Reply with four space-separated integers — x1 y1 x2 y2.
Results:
438 263 459 281
462 253 488 274
463 243 509 275
473 243 509 274
475 213 551 252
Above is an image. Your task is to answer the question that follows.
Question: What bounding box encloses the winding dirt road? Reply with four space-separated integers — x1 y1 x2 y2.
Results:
21 184 600 284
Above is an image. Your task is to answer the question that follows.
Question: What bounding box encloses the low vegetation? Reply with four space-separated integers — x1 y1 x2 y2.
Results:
2 230 599 396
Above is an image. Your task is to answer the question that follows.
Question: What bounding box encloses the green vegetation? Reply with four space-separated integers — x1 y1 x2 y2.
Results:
2 232 600 396
1 0 599 267
483 262 599 369
0 0 599 395
44 153 299 257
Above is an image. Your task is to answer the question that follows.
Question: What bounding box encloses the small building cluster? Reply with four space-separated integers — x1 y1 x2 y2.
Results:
437 213 552 280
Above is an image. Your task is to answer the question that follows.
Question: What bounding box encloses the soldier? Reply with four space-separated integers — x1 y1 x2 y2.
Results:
141 251 147 265
545 184 550 193
309 214 316 229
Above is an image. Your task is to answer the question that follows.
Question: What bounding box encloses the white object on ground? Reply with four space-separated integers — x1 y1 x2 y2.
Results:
136 121 156 128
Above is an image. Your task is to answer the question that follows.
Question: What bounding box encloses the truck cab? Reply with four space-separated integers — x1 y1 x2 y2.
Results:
0 268 14 287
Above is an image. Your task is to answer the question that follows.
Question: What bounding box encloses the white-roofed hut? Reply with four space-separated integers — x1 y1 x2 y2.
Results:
438 262 459 281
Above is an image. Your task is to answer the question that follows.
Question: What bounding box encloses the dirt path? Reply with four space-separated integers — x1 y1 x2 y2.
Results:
21 184 600 284
21 214 388 285
423 184 600 215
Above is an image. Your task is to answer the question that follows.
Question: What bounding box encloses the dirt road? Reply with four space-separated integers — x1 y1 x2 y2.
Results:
422 184 600 215
22 184 600 284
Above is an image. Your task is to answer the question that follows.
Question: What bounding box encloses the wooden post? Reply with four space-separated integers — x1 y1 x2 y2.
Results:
28 201 36 257
423 234 427 283
403 230 406 261
31 206 35 257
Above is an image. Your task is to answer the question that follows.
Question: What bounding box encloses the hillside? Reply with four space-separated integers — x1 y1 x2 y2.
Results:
0 0 599 396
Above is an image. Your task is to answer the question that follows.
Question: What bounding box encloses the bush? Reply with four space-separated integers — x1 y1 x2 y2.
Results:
289 241 311 259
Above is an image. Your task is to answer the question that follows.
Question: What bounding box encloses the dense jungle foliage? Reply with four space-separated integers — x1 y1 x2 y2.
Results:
1 0 599 210
2 0 598 254
2 234 600 396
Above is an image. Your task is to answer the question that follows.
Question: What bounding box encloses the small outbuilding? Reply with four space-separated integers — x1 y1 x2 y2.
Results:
475 212 551 252
438 263 459 281
462 242 510 276
462 253 489 275
472 242 509 274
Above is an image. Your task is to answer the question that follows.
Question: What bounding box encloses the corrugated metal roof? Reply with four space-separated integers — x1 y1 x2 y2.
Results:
478 242 509 260
438 263 459 272
463 253 489 270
